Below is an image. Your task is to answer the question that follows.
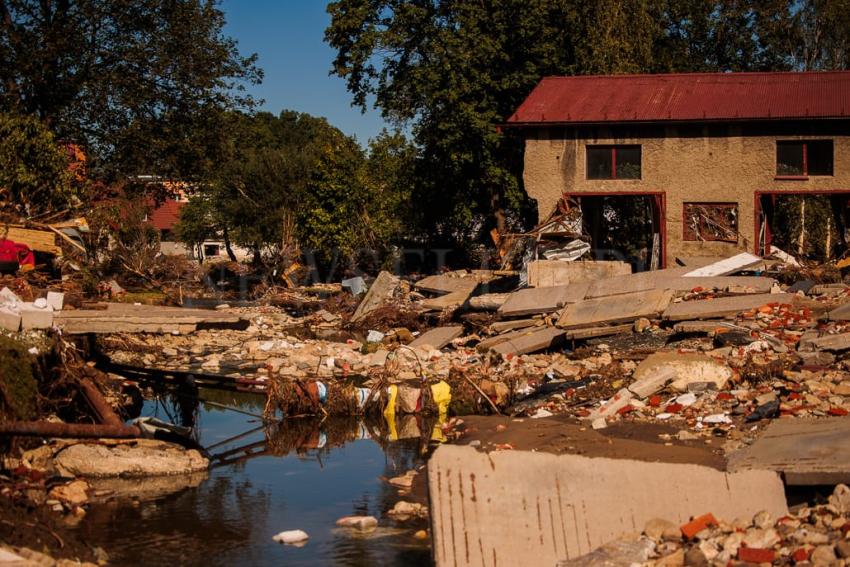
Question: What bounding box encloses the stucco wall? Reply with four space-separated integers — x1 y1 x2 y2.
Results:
522 121 850 265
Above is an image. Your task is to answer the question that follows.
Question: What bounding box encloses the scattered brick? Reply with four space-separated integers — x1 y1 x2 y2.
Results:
738 547 775 563
680 513 717 540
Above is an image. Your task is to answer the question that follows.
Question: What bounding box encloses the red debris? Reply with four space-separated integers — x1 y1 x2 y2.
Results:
738 547 776 563
680 513 717 539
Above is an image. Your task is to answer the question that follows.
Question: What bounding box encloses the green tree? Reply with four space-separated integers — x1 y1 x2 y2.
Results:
0 0 261 182
0 113 79 217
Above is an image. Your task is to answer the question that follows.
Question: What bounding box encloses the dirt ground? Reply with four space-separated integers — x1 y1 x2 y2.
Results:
452 414 727 470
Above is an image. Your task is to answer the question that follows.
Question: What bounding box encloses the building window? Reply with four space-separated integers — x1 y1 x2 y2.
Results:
586 145 641 179
203 244 221 257
776 140 833 177
683 203 738 242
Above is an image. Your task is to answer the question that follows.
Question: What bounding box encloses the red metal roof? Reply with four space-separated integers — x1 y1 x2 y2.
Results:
147 199 187 231
507 71 850 125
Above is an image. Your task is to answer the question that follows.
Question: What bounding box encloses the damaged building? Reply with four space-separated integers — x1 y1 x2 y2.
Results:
506 71 850 269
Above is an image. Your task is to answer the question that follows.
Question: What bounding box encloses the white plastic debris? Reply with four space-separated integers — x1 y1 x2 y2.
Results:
366 330 385 343
676 393 697 407
702 413 732 424
531 408 553 419
272 530 309 545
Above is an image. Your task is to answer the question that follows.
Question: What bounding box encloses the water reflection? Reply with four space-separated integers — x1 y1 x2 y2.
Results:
73 392 434 567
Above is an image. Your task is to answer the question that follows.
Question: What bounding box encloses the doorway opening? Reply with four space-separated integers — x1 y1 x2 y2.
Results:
756 191 850 262
567 192 666 272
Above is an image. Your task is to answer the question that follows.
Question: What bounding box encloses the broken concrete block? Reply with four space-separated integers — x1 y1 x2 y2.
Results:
428 445 787 566
558 289 673 329
0 308 21 331
409 326 464 349
350 271 401 323
800 332 850 352
46 291 64 311
584 388 633 422
0 286 20 305
489 326 566 356
628 366 676 399
632 352 733 393
19 302 54 329
498 283 588 317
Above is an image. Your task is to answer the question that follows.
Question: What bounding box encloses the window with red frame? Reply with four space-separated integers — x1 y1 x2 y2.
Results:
683 203 738 242
776 140 833 177
586 145 641 179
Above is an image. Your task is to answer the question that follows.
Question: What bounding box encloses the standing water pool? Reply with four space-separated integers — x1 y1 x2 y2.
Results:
70 392 434 566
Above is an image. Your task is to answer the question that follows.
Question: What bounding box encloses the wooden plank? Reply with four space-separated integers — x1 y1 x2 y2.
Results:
662 293 795 321
409 326 464 349
527 260 631 288
429 445 786 566
557 289 673 329
498 282 589 317
489 326 565 356
727 417 850 485
351 271 400 322
683 252 763 277
2 226 60 254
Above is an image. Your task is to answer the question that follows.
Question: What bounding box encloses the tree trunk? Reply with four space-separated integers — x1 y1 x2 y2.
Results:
223 226 237 262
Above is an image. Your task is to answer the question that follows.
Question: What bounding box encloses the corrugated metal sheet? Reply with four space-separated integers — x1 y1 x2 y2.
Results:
507 71 850 125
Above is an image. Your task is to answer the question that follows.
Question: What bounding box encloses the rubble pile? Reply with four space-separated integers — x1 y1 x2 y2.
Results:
641 484 850 566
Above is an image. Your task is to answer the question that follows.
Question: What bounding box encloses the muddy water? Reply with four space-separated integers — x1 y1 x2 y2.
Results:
72 392 434 566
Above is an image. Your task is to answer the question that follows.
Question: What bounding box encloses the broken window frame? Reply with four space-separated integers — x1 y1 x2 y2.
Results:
776 140 833 178
586 145 641 180
682 202 739 243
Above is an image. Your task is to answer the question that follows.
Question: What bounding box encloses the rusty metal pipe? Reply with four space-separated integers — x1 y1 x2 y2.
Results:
78 378 123 427
0 421 141 438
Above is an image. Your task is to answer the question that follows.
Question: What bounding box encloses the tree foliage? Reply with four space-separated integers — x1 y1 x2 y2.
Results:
176 111 415 276
325 0 850 249
0 0 261 181
0 113 80 217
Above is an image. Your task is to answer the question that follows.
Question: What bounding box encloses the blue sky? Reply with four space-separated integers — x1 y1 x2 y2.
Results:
221 1 388 144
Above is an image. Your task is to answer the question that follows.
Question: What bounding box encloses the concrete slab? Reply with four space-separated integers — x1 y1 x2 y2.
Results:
409 326 464 349
557 289 673 329
527 260 631 288
351 271 401 323
825 301 850 321
489 326 566 356
562 324 633 340
498 283 589 317
584 268 690 299
683 252 763 277
728 417 850 485
799 332 850 352
662 293 796 321
428 445 787 566
416 275 480 295
46 291 64 311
